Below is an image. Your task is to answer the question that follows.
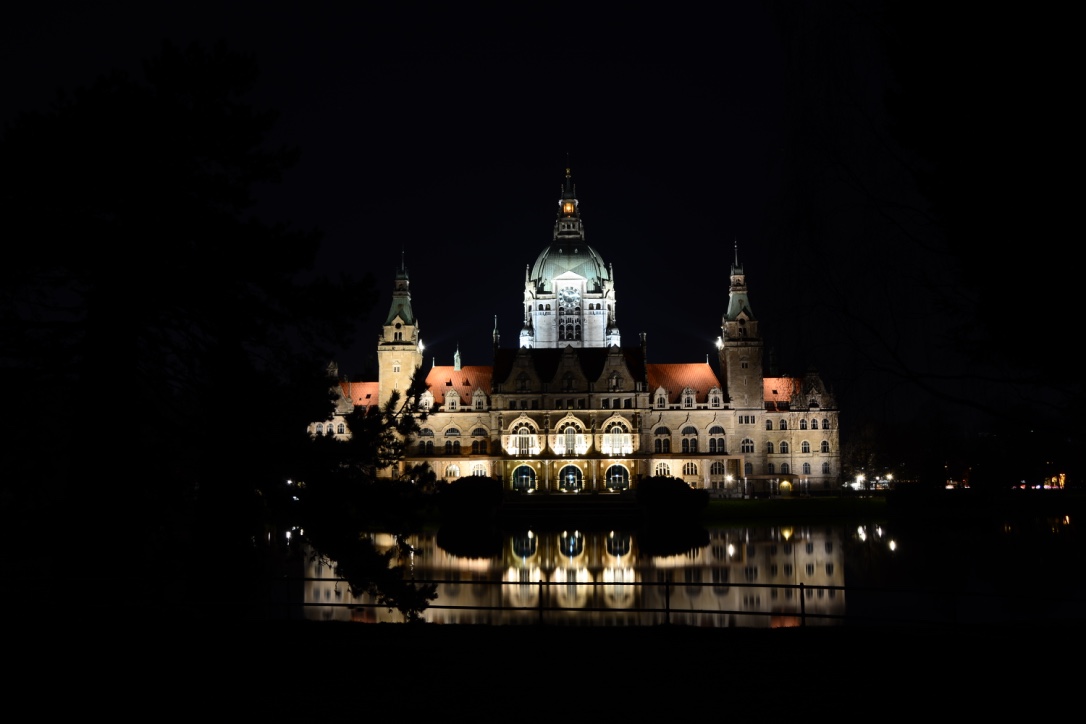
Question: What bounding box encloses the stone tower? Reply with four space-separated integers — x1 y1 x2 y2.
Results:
719 244 764 409
377 256 423 408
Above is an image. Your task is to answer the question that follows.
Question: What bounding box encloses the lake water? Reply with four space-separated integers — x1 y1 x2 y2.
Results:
296 507 1086 627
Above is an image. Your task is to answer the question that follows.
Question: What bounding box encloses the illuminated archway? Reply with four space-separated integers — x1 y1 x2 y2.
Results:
558 464 583 492
512 465 536 492
605 464 630 491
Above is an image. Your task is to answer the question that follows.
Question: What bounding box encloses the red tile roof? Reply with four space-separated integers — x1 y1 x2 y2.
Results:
763 377 801 405
645 363 723 403
424 365 494 405
340 380 379 408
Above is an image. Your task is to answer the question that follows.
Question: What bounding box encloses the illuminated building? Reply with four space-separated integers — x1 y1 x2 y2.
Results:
316 168 840 495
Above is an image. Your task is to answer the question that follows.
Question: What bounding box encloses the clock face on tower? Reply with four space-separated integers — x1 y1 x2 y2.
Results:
559 287 580 308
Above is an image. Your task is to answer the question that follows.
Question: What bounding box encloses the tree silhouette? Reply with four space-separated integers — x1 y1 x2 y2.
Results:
0 41 375 604
290 366 438 620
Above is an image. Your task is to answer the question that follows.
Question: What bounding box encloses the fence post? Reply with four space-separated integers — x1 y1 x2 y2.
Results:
665 573 671 625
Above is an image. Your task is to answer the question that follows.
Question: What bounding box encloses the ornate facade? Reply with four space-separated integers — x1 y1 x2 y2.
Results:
317 169 840 496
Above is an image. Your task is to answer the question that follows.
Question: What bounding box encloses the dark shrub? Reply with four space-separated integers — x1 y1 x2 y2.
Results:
438 476 504 517
636 476 710 518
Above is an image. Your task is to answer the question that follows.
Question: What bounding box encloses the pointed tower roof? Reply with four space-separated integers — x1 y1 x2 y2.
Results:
724 241 755 320
383 254 416 325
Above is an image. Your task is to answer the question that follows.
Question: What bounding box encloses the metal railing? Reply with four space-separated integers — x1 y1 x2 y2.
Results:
288 575 1084 628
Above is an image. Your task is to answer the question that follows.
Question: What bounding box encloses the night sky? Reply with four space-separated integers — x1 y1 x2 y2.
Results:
5 3 1075 440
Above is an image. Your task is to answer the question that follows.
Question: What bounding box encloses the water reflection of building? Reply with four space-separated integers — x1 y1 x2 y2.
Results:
302 526 846 627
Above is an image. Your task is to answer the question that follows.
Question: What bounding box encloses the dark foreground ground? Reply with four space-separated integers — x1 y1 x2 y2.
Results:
23 616 1078 716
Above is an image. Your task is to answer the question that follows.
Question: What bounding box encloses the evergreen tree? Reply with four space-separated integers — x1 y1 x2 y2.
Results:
0 41 374 607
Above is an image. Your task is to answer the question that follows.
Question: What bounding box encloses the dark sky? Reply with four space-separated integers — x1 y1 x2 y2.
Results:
7 3 1068 436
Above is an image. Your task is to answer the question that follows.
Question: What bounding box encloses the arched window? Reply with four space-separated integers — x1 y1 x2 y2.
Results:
708 426 725 454
445 464 460 478
682 426 698 453
781 463 790 474
315 423 323 435
337 423 345 435
744 462 753 475
801 441 811 453
822 419 830 429
820 441 830 453
604 422 631 455
516 425 535 456
800 419 808 430
654 462 671 477
810 419 818 430
766 441 775 454
419 428 434 454
558 465 583 492
741 438 754 453
656 394 666 409
472 464 487 477
802 462 811 474
765 420 773 431
779 420 788 430
780 441 789 454
710 461 726 475
512 465 536 492
822 462 831 474
605 465 630 491
767 463 775 474
683 462 697 476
